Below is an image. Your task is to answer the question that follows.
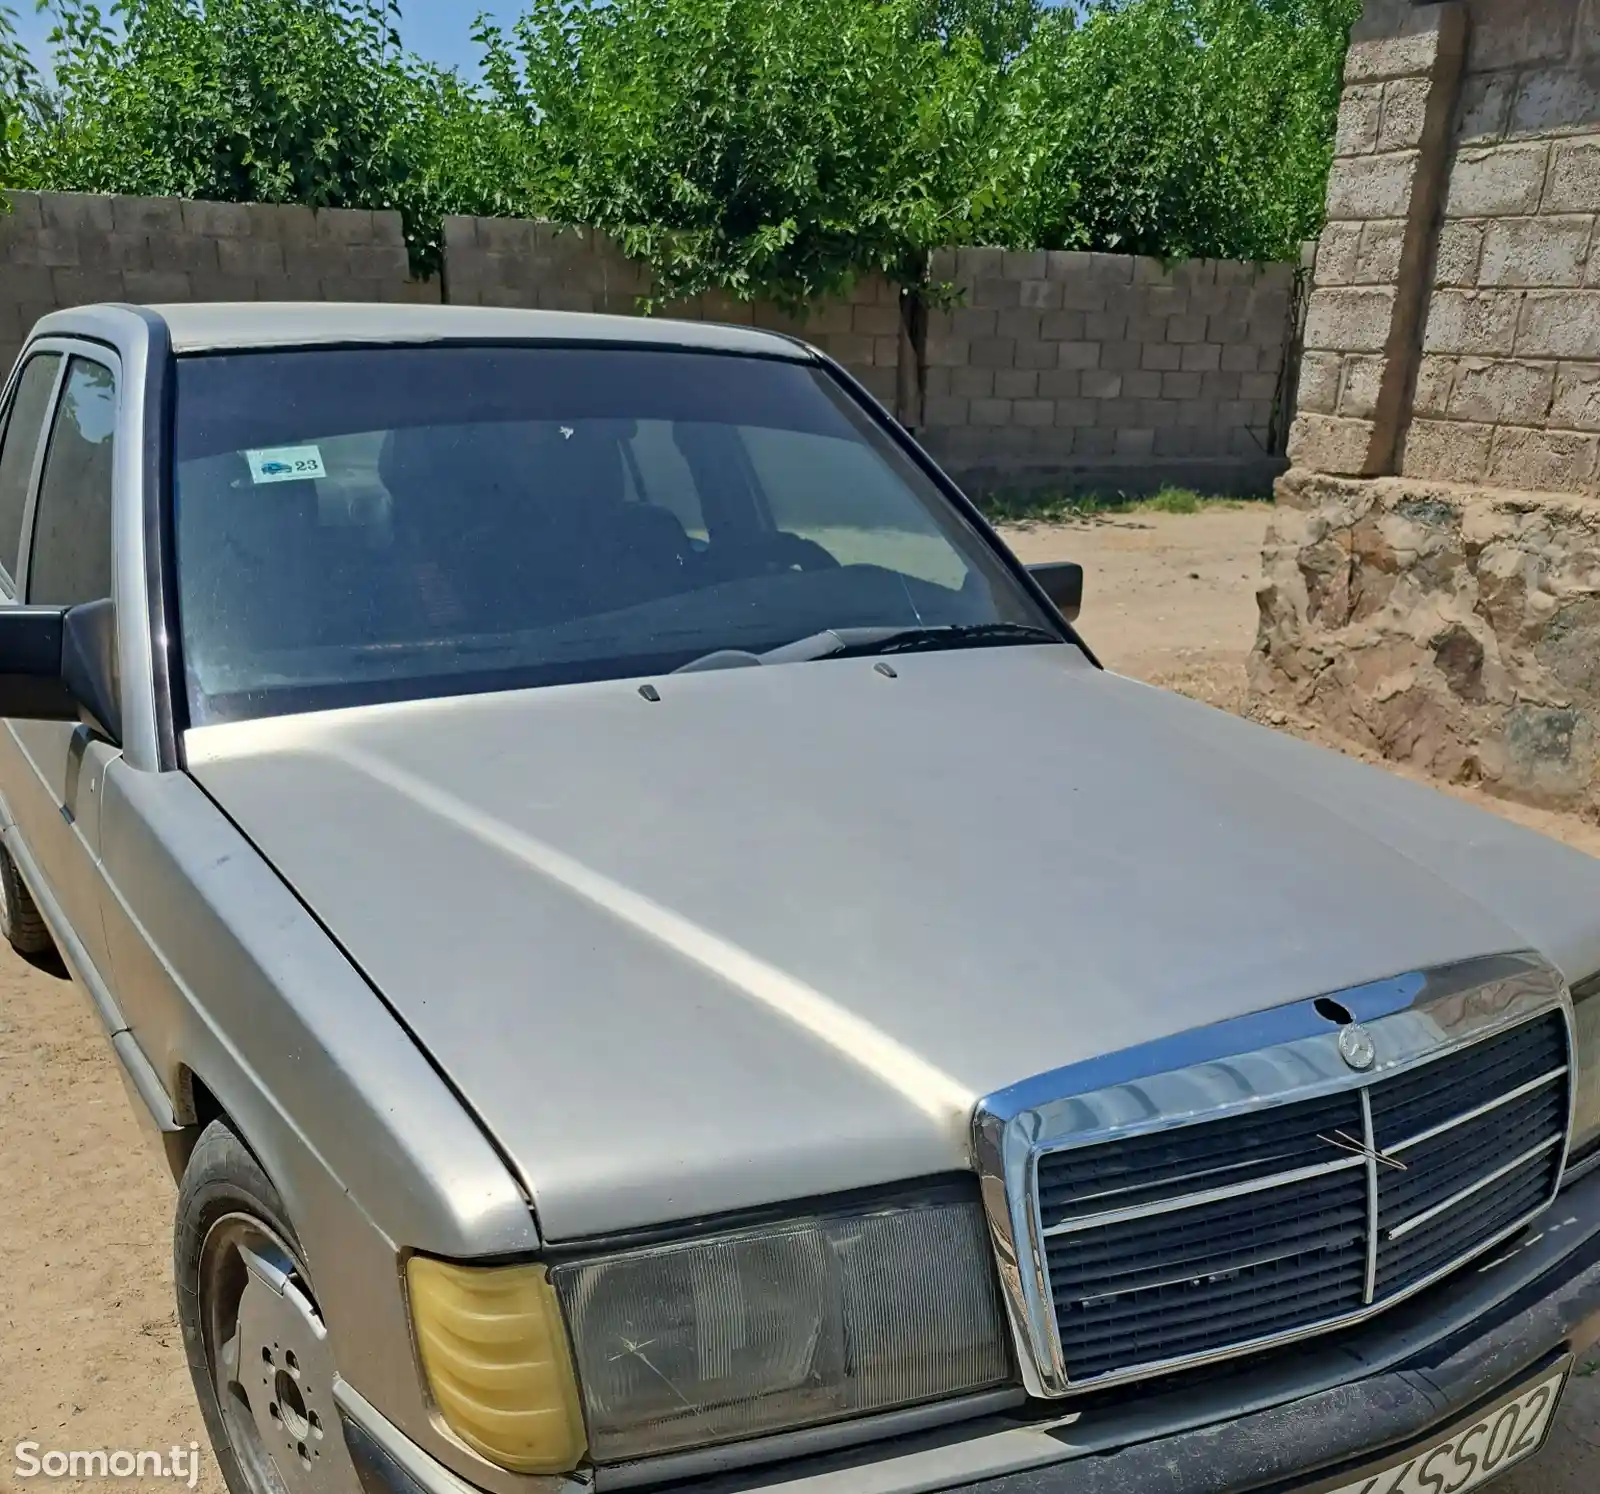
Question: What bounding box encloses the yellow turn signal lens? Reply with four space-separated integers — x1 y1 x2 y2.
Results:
406 1256 587 1474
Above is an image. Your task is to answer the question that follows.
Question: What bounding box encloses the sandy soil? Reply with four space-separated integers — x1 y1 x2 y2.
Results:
0 506 1595 1492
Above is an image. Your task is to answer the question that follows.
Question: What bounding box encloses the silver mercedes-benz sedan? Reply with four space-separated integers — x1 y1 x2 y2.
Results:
0 302 1596 1494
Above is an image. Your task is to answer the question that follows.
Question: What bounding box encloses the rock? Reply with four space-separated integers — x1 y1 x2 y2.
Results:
1250 468 1600 815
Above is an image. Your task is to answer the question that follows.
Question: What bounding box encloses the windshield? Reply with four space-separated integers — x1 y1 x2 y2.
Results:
172 345 1059 725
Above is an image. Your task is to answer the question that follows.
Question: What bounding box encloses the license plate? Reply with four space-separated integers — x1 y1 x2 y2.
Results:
1324 1365 1568 1494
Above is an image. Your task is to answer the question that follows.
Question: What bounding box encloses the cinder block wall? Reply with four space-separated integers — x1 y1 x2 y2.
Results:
442 216 902 408
920 248 1296 494
0 190 439 376
3 191 1296 493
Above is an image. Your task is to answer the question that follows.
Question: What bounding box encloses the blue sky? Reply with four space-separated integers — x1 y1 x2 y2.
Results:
7 2 527 77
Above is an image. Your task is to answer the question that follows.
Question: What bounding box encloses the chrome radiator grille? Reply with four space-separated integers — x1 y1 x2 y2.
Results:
1035 1011 1571 1387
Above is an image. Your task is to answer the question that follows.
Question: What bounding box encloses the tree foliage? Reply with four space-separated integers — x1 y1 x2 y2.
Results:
0 0 1360 297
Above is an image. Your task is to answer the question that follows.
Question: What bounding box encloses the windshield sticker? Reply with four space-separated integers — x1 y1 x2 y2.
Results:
246 445 327 484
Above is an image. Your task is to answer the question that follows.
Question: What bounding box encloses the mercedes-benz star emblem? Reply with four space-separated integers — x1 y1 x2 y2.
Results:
1338 1023 1377 1072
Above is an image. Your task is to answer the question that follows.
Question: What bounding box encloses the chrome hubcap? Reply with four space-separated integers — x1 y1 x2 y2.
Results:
201 1216 355 1494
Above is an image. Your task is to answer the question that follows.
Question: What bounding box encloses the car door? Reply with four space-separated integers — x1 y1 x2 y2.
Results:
4 349 122 988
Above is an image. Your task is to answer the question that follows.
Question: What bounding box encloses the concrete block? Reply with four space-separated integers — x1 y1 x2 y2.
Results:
218 238 286 278
1019 279 1063 311
1298 351 1344 416
1471 0 1577 71
179 199 257 239
1045 251 1094 281
1058 342 1100 370
1423 290 1521 355
157 236 220 276
994 369 1038 399
1220 343 1258 373
971 337 1017 369
1338 354 1386 419
952 366 995 398
1142 286 1188 317
1124 370 1163 399
1488 426 1599 493
125 269 199 302
41 192 114 234
1140 399 1183 430
996 308 1042 341
1510 67 1600 140
283 243 354 281
1144 343 1184 371
1088 253 1135 284
1414 355 1457 416
1550 361 1600 429
1076 429 1118 457
1447 145 1551 217
1180 342 1223 372
1084 312 1126 341
825 332 875 367
1215 260 1258 288
1316 222 1363 286
1326 152 1420 221
1039 310 1086 341
1241 372 1280 402
1167 313 1209 345
1378 77 1431 151
7 228 79 268
1545 140 1600 212
871 335 900 368
852 303 900 337
1096 398 1143 428
1014 399 1055 428
1447 358 1556 424
257 203 318 242
1458 74 1515 147
1161 370 1203 400
1207 315 1250 345
321 277 390 302
1480 216 1594 288
1175 399 1220 429
1132 257 1173 286
1201 370 1243 401
1516 291 1600 356
1337 84 1384 155
1100 341 1143 371
1345 2 1461 83
925 336 969 368
955 247 1004 280
973 277 1021 310
316 209 378 245
50 268 124 306
347 244 410 281
1183 287 1231 320
1115 428 1157 457
1305 286 1396 353
1355 220 1407 285
1037 369 1081 400
1400 417 1492 482
1082 370 1122 399
111 195 184 235
97 232 153 271
0 267 53 303
970 398 1012 427
1015 339 1059 371
0 191 45 229
922 396 969 427
1053 398 1095 428
1434 221 1484 287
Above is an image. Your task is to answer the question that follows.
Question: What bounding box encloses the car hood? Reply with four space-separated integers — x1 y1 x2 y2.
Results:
186 646 1600 1241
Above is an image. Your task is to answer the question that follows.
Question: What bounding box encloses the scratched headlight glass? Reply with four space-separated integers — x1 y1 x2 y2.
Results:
550 1194 1011 1463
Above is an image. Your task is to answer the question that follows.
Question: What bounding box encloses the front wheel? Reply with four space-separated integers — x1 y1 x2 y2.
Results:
175 1121 359 1494
0 841 55 958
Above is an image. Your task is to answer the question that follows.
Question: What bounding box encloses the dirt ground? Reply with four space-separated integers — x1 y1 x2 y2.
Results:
1 506 1596 1492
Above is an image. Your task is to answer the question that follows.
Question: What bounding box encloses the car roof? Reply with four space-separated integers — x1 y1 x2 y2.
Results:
34 301 815 360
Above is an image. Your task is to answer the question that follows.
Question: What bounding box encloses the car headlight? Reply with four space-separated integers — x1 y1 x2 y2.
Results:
551 1191 1011 1464
1569 973 1600 1172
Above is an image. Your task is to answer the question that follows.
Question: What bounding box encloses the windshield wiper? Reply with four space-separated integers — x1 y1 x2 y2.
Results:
672 622 1062 673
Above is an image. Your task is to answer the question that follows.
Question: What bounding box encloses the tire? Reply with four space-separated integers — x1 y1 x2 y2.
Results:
0 841 54 957
175 1121 353 1494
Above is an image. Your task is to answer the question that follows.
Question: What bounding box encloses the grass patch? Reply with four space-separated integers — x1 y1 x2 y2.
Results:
978 486 1267 526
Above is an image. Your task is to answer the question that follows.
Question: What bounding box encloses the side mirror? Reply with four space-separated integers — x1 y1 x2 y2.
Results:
0 600 120 742
1028 561 1083 624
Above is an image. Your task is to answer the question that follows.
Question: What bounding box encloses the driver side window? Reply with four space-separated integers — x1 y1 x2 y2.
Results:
27 357 117 608
0 354 63 593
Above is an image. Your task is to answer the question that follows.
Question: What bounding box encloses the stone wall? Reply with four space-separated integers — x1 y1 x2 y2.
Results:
2 189 1297 495
0 190 438 378
1256 0 1600 817
919 248 1298 496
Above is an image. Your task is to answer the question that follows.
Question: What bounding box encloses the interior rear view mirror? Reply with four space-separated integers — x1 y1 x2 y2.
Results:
1028 561 1083 623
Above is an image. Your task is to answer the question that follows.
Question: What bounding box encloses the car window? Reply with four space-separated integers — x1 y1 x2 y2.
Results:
172 345 1056 726
27 357 117 606
0 354 63 588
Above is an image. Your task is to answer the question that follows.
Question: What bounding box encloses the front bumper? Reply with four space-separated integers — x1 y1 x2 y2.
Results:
338 1165 1600 1494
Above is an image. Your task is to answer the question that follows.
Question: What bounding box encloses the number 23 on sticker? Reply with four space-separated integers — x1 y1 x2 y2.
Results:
246 445 327 484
